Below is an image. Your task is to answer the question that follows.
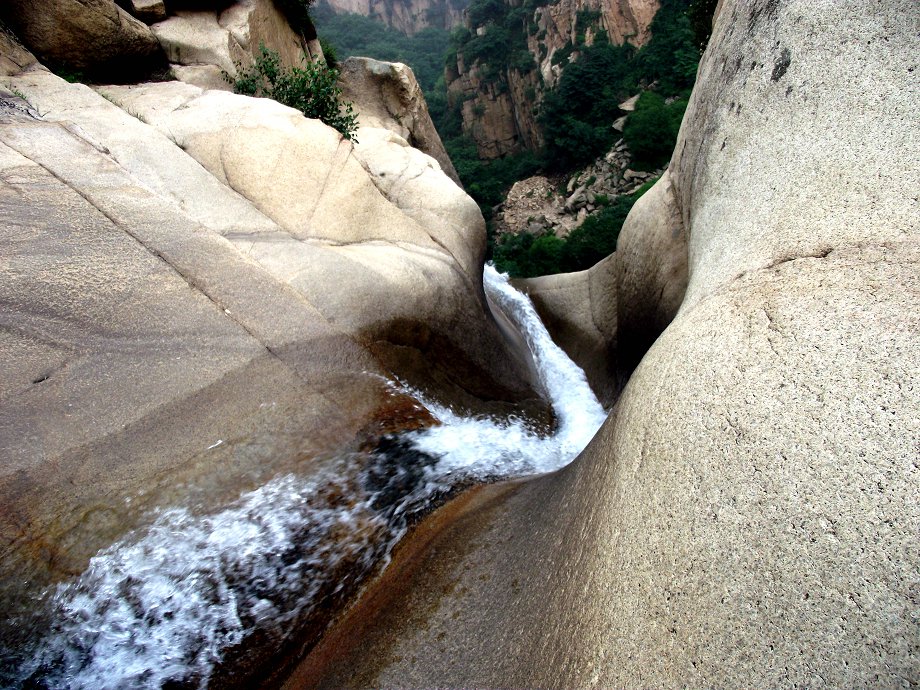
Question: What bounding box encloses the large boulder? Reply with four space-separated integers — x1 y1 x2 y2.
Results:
339 56 461 186
0 0 165 80
296 0 920 686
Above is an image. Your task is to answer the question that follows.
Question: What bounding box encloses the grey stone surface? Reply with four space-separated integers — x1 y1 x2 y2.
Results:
670 0 919 311
297 1 920 686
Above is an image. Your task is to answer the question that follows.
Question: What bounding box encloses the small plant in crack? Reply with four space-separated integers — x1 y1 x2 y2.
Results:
7 85 28 102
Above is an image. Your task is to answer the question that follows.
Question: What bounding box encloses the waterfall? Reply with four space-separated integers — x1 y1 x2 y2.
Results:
14 266 606 689
409 264 606 479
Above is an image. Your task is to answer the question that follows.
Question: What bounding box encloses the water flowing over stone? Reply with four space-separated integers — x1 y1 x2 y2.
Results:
11 267 605 689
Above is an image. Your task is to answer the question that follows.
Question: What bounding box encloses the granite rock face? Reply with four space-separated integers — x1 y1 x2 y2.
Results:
0 0 165 80
300 1 920 686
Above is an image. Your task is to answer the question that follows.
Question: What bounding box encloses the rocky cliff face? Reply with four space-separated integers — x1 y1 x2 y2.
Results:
298 0 920 686
493 137 658 240
447 0 659 158
320 0 468 34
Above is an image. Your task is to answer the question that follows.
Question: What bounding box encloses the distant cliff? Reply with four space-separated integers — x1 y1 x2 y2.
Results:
319 0 469 34
446 0 659 158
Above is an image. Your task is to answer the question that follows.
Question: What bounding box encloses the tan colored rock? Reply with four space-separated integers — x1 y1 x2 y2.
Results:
100 83 428 244
618 92 640 110
222 0 323 67
352 126 483 277
297 1 920 687
339 56 460 185
9 71 277 237
152 11 245 76
0 0 164 80
169 63 233 91
614 170 686 383
151 0 322 88
95 79 535 403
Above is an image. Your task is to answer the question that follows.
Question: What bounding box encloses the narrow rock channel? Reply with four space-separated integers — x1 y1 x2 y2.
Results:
13 266 606 689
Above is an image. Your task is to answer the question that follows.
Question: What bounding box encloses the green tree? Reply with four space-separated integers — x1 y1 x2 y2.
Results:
539 38 636 170
233 45 358 141
560 195 633 270
622 92 687 170
634 0 698 93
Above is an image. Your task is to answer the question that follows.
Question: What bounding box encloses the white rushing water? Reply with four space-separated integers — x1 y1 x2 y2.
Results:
410 265 606 478
17 265 606 689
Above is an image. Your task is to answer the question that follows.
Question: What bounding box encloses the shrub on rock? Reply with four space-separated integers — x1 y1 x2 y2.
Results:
232 44 358 141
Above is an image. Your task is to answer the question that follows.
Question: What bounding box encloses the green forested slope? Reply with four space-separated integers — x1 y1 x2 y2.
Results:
314 0 717 277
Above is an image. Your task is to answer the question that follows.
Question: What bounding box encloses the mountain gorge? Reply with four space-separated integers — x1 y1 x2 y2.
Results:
0 0 916 687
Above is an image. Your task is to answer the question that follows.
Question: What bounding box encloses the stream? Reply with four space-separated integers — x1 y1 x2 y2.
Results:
13 265 607 689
